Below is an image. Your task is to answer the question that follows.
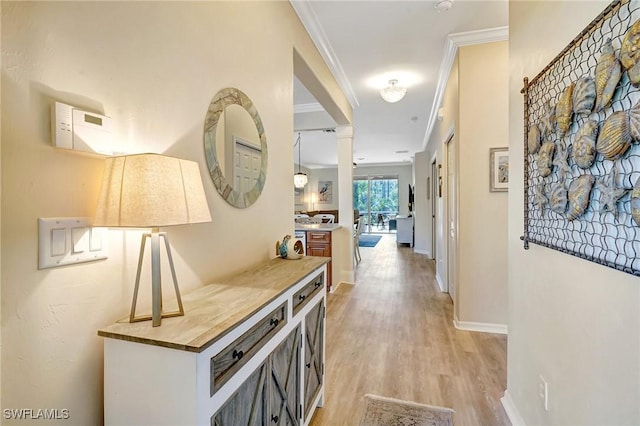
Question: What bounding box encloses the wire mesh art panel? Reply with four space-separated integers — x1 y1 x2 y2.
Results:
523 0 640 276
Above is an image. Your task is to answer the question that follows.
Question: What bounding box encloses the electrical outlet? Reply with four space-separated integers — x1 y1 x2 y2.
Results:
538 374 549 411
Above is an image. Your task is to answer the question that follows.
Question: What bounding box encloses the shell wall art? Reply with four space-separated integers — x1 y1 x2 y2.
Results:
523 0 640 277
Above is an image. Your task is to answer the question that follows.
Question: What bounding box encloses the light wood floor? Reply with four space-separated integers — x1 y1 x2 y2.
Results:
309 234 510 426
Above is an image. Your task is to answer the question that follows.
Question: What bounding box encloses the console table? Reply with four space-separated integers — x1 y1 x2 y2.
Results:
98 256 329 426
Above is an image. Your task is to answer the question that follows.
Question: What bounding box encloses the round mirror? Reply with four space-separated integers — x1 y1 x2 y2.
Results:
203 88 268 208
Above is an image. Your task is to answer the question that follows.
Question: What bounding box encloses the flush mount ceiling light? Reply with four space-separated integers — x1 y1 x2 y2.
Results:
380 79 407 103
434 0 453 11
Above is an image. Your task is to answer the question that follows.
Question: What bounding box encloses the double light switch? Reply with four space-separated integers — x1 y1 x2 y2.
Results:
38 217 108 269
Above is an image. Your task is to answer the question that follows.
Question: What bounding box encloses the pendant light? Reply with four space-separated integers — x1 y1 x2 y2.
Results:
380 79 407 103
294 132 307 188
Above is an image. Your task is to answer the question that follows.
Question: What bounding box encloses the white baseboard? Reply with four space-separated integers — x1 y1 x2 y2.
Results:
435 272 446 292
453 318 508 335
414 248 432 257
501 390 526 426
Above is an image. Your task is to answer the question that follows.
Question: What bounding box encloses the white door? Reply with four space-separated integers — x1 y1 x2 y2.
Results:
234 141 261 193
446 135 457 307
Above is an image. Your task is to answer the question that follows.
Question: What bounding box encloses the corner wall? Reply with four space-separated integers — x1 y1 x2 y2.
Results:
1 2 350 423
424 55 459 293
507 2 640 424
457 41 508 328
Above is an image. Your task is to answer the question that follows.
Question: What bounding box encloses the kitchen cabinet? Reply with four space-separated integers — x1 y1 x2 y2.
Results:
306 231 332 292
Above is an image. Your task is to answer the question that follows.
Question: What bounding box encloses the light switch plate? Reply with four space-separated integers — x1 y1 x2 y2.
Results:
38 217 108 269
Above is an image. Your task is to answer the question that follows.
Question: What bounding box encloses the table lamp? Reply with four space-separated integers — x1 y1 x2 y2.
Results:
94 153 212 327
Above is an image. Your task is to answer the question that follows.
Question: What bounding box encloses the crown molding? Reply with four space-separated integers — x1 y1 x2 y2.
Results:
294 102 326 114
422 26 509 152
290 1 359 110
449 26 509 46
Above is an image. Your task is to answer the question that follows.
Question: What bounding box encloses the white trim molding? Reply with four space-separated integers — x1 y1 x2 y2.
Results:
435 272 446 293
290 1 359 110
294 102 325 114
453 318 508 335
414 248 431 257
422 26 508 152
501 390 526 426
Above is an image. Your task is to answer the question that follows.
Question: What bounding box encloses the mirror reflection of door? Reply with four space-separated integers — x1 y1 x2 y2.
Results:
234 137 262 193
216 104 261 186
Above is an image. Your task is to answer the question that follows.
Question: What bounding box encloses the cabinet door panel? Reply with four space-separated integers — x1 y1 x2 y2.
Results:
305 245 328 257
303 300 324 419
212 362 268 426
269 326 301 425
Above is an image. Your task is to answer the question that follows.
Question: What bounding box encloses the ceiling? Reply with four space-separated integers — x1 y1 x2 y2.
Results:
291 0 508 169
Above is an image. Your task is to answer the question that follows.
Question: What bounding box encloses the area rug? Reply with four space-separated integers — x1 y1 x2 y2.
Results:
359 394 454 426
358 234 382 247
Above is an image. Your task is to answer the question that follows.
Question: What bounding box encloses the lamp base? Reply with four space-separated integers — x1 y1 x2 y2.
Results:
130 229 184 327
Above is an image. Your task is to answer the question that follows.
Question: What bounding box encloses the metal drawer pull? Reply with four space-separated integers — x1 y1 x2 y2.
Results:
232 349 244 360
271 415 279 423
270 318 279 327
314 281 322 288
306 363 311 368
298 294 306 301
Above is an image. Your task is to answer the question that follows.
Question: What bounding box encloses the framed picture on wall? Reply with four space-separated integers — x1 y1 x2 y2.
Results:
318 181 333 204
490 147 509 192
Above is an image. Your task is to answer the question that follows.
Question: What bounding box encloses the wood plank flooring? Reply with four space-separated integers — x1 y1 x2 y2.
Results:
309 234 509 426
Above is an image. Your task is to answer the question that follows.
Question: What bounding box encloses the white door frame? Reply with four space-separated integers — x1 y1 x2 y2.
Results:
445 133 458 309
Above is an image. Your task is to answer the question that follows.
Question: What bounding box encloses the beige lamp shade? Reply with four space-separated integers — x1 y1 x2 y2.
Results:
94 153 212 228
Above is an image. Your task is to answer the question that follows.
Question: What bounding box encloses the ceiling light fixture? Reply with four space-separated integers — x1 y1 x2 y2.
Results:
294 132 307 188
434 0 453 11
380 79 407 103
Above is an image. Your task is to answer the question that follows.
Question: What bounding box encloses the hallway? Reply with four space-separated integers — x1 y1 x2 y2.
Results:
310 234 509 425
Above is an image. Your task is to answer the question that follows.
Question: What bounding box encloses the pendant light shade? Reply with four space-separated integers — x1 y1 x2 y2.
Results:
380 79 407 103
294 172 308 188
294 132 307 188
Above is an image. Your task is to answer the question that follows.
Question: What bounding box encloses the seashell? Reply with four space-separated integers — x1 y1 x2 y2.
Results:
548 181 568 214
628 98 640 142
567 174 595 221
556 83 574 137
620 18 640 87
537 142 555 177
594 39 622 112
540 101 556 137
596 111 632 160
573 120 599 168
572 77 596 115
632 177 640 226
528 124 541 154
533 184 548 212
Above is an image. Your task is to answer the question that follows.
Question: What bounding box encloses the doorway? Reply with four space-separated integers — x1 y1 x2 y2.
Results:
353 175 399 234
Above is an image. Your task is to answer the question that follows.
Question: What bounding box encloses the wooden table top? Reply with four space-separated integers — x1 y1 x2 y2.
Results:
97 256 329 353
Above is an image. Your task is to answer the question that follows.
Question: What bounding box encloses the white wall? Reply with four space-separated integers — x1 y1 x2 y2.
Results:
457 42 508 327
1 2 351 423
508 2 640 425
